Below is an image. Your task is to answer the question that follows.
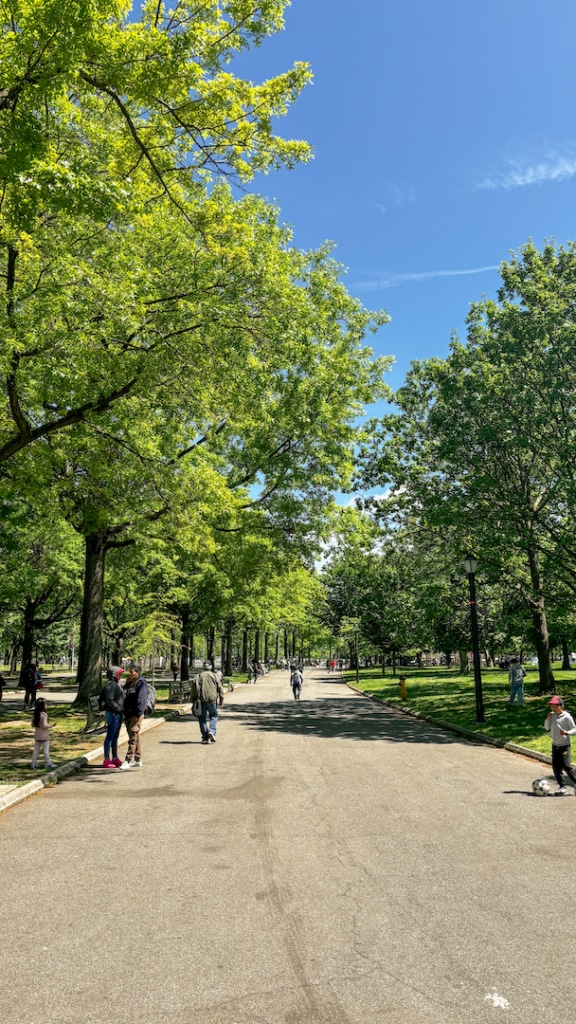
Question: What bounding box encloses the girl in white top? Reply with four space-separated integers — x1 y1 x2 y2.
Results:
31 698 56 770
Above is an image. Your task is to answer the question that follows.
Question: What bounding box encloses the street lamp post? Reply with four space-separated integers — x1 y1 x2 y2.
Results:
463 554 485 723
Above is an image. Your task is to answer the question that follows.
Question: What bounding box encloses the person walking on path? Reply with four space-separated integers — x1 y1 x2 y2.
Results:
290 667 303 700
192 660 224 744
508 657 527 706
31 698 57 770
544 695 576 794
98 666 125 768
120 662 148 769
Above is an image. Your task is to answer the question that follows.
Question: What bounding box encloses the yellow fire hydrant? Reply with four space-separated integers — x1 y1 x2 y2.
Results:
399 676 407 701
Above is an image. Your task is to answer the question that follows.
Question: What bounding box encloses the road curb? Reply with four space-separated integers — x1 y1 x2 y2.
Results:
345 681 556 768
0 705 192 816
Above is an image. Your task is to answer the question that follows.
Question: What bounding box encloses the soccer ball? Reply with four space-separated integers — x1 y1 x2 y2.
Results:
532 778 550 797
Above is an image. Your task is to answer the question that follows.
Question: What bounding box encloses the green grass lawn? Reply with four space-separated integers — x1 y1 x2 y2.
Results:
0 680 184 786
344 664 576 756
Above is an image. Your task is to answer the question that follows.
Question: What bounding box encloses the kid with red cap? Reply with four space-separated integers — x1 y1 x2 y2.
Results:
544 696 576 794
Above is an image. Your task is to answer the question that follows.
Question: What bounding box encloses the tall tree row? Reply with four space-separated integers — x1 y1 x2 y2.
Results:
348 242 576 688
0 2 390 696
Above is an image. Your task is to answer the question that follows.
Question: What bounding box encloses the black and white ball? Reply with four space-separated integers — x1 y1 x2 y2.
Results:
532 778 550 797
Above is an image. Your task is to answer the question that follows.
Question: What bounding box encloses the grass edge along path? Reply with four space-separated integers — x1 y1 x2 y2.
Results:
344 665 576 760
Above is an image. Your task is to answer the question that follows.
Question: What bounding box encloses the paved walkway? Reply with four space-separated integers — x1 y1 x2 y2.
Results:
1 669 574 1023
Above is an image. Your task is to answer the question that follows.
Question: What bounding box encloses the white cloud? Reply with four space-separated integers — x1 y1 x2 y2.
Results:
373 183 417 215
355 265 499 291
477 147 576 191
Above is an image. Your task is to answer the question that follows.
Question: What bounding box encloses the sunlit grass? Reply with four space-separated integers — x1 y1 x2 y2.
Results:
345 664 576 756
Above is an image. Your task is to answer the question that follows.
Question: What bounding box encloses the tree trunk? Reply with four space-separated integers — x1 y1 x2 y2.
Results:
458 648 469 674
75 530 107 706
207 625 215 664
283 629 288 661
254 628 260 663
19 599 37 685
112 634 124 666
242 628 248 672
445 649 452 668
180 608 190 681
264 631 269 664
10 640 19 675
275 632 279 665
225 618 234 676
561 637 571 671
381 650 386 677
527 548 555 693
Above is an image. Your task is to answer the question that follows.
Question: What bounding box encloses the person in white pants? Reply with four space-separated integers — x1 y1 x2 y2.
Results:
31 698 56 770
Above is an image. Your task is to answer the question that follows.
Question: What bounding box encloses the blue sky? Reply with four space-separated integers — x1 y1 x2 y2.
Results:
233 0 576 393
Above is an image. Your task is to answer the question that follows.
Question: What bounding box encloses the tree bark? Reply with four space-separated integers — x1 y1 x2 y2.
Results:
10 641 19 675
561 637 572 671
207 625 215 664
242 628 248 672
458 648 469 674
75 530 107 705
526 548 555 693
19 599 37 685
254 628 260 663
225 618 234 676
180 608 190 681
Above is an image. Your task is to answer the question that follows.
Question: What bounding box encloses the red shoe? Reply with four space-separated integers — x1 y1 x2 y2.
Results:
112 757 123 768
102 758 116 768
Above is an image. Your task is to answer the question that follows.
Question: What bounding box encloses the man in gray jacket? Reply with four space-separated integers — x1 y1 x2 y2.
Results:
508 657 526 706
192 661 224 744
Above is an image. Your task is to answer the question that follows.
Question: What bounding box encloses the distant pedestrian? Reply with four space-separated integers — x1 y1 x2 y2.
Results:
192 660 224 744
290 667 303 700
98 666 125 768
22 662 38 708
31 698 56 770
120 662 148 770
508 658 526 706
170 659 179 683
544 696 576 795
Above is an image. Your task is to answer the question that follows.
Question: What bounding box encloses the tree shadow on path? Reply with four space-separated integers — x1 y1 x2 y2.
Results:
213 696 476 746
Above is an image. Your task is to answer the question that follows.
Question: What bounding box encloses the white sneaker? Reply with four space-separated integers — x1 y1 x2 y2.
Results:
132 760 143 768
557 786 567 795
119 761 132 771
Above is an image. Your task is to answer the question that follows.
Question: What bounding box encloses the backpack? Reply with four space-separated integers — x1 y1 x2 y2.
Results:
291 671 302 688
144 683 156 716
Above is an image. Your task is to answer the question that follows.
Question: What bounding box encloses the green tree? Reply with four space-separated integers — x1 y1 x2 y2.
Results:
1 1 313 463
358 241 576 692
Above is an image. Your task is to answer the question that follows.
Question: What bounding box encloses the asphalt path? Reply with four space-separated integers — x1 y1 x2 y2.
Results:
1 669 574 1024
